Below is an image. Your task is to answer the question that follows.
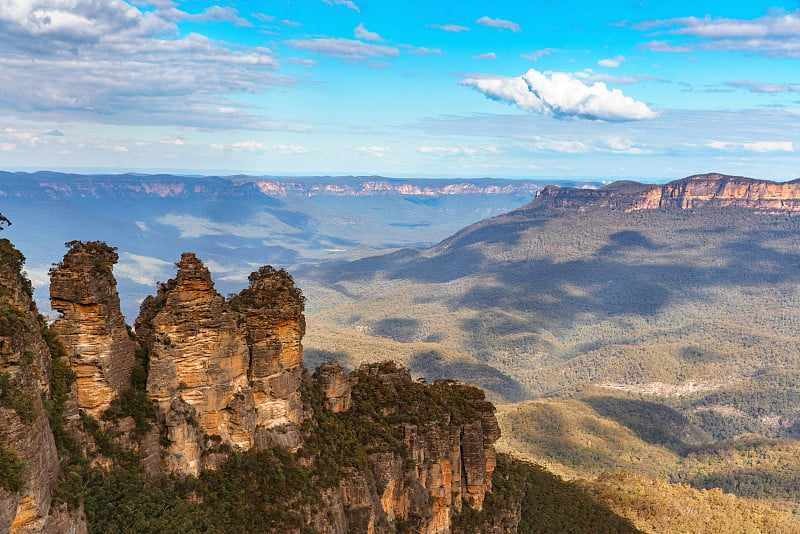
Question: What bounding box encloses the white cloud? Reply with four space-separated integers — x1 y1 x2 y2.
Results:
531 136 650 154
211 141 265 153
461 69 658 121
522 48 561 60
135 221 149 231
323 0 360 13
407 46 441 55
270 144 308 154
115 252 173 286
708 140 794 152
640 40 694 53
727 80 800 93
285 38 399 60
354 23 382 42
426 24 470 32
0 142 15 151
637 10 800 57
0 1 296 129
418 145 501 157
598 55 625 67
476 16 521 33
112 145 128 152
357 146 390 157
473 52 497 60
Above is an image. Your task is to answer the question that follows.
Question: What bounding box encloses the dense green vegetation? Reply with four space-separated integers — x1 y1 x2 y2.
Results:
460 454 644 534
300 202 800 522
0 445 24 492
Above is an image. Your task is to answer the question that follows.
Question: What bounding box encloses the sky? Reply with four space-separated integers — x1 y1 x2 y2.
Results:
0 0 799 180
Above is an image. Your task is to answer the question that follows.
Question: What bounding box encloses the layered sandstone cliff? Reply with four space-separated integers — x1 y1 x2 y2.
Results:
311 362 500 534
0 239 86 533
534 173 800 213
135 254 307 475
49 241 137 417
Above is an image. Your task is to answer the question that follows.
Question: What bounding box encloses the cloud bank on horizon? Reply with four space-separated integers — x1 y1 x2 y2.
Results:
0 0 798 179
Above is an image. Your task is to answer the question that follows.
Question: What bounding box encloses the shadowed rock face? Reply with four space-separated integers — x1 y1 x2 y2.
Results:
534 173 800 213
49 241 137 417
135 254 307 475
0 239 87 534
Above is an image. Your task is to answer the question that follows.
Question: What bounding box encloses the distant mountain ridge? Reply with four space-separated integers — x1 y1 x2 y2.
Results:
0 171 548 200
534 173 800 213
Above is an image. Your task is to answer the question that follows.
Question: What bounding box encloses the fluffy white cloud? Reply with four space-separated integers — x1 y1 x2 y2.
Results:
461 69 658 121
708 140 794 152
285 38 399 60
637 10 800 57
598 55 625 67
426 23 470 32
476 16 521 32
354 23 382 41
0 1 296 129
473 52 497 60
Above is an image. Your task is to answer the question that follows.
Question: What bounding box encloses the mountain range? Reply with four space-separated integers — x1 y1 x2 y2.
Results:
0 171 599 319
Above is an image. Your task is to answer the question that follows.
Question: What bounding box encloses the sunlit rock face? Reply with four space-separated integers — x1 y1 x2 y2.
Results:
49 241 137 418
136 254 307 475
535 173 800 213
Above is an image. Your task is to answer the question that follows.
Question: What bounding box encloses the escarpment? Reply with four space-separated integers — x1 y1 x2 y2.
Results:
1 233 638 533
0 239 87 533
49 241 137 417
534 173 800 213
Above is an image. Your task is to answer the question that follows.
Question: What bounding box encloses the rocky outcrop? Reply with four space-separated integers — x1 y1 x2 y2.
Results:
314 360 352 413
49 241 137 417
314 362 501 534
229 265 306 449
0 239 86 533
135 254 308 475
534 173 800 213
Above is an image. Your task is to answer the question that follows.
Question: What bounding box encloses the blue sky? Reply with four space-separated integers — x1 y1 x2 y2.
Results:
0 0 799 179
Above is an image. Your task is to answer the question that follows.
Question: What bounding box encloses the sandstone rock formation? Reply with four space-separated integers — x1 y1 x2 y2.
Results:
315 362 501 534
0 239 87 533
135 254 308 475
49 241 137 417
314 360 352 413
534 173 800 213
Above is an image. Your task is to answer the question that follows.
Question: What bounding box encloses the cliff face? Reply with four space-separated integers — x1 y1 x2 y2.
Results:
0 233 518 532
312 362 500 534
534 173 800 213
49 242 137 417
0 240 86 534
135 254 307 475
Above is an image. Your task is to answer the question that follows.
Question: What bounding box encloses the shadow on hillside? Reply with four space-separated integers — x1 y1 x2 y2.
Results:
371 318 420 343
409 350 527 402
303 349 352 373
582 396 708 455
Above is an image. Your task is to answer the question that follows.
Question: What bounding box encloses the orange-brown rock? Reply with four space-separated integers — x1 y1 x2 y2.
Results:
229 265 306 449
135 253 254 475
0 239 87 533
534 173 800 213
313 360 352 413
136 254 309 475
348 363 501 534
49 241 137 417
